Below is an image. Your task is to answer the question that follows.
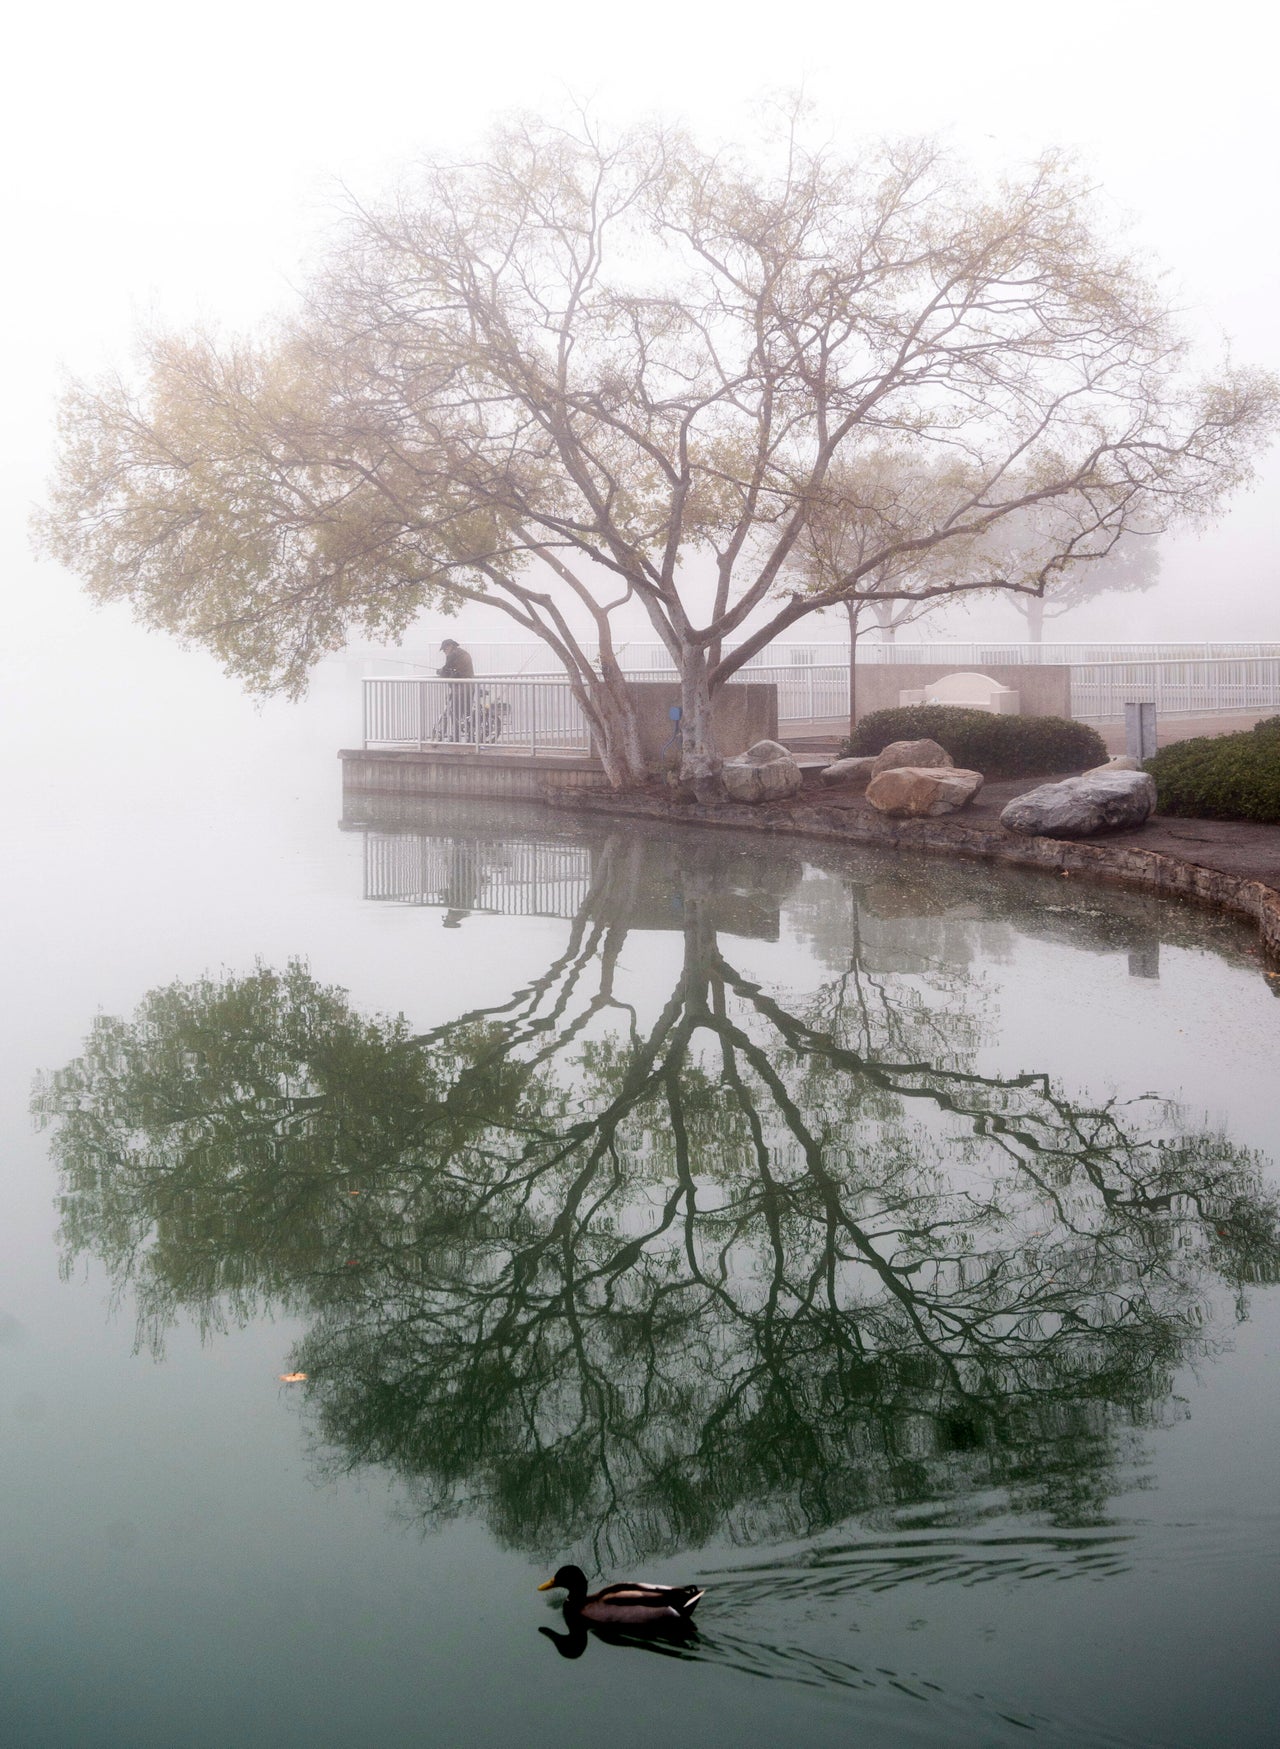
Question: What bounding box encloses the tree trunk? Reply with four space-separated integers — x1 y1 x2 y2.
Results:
568 659 646 789
1025 596 1046 644
845 601 861 742
676 644 721 798
872 601 897 644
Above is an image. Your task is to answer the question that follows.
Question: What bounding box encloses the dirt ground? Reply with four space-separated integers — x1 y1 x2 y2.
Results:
800 769 1280 892
780 712 1280 894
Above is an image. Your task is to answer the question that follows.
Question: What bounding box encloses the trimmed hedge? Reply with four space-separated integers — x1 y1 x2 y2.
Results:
840 705 1108 778
1144 716 1280 823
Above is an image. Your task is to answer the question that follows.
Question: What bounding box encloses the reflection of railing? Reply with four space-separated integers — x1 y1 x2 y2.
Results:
363 676 591 753
364 832 594 919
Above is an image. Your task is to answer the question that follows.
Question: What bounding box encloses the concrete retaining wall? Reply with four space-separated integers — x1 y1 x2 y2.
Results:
340 748 607 802
854 664 1071 723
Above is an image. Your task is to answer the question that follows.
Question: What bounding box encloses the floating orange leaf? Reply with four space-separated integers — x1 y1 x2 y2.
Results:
279 1372 308 1383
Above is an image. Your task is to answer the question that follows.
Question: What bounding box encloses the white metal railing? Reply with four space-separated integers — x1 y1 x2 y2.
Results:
737 663 849 725
362 676 591 754
347 638 1280 676
748 658 1280 725
850 641 1280 666
363 657 1280 748
1070 657 1280 720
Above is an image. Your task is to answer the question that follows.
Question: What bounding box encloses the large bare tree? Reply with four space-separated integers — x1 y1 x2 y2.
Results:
40 111 1277 787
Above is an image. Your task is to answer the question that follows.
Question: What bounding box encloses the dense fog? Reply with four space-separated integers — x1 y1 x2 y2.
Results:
4 0 1276 748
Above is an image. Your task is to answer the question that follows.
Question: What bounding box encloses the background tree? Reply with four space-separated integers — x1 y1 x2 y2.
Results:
794 448 962 731
39 112 1276 788
982 512 1163 642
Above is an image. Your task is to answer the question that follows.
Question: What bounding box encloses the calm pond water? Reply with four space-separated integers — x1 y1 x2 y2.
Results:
4 735 1280 1748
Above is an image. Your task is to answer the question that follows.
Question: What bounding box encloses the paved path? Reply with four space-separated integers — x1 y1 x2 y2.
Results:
1100 710 1275 753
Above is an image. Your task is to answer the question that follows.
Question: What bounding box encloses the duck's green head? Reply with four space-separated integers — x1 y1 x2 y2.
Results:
537 1564 586 1594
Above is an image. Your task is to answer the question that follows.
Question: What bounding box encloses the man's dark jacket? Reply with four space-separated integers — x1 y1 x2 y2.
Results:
439 646 475 678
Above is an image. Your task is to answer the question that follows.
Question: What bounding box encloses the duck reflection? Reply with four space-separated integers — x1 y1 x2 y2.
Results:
538 1617 697 1661
36 828 1279 1573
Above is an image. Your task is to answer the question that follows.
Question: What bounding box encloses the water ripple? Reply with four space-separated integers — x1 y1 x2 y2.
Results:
542 1619 1168 1748
704 1525 1137 1600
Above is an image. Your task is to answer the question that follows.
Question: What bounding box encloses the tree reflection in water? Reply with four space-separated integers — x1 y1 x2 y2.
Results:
37 831 1280 1575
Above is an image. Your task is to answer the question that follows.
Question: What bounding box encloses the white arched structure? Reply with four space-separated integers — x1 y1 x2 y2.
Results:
897 671 1021 715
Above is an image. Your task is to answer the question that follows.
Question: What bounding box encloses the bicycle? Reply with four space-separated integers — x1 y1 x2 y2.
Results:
432 687 509 746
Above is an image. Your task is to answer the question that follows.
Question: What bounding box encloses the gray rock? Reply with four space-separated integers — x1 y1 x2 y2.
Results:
722 740 803 804
755 758 803 801
820 755 877 789
1085 754 1143 774
1000 770 1157 838
865 766 984 817
871 738 954 776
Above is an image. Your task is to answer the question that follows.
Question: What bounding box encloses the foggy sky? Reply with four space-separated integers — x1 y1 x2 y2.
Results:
4 0 1277 711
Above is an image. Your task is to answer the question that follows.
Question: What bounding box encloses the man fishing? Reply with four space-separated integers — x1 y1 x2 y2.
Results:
436 638 476 741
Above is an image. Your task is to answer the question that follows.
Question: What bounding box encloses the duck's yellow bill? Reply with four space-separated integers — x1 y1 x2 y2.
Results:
537 1579 557 1591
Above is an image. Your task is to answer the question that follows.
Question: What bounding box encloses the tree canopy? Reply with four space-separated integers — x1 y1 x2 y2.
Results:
39 107 1279 784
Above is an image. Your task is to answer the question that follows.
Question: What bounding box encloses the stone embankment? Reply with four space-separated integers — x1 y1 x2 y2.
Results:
546 775 1280 963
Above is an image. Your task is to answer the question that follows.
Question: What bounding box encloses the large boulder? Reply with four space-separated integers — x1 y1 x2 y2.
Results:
1000 770 1157 838
871 738 954 776
865 766 984 817
820 755 877 789
721 739 803 804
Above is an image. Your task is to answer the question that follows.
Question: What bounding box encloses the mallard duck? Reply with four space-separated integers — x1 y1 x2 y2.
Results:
537 1564 705 1629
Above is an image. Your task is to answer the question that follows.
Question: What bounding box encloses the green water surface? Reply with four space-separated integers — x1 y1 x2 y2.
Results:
4 774 1279 1748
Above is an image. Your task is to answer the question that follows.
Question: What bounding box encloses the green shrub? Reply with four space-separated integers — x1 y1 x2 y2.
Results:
1144 717 1280 823
839 706 1107 778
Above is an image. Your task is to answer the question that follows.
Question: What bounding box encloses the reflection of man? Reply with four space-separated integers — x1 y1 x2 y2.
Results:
441 836 480 928
437 639 475 741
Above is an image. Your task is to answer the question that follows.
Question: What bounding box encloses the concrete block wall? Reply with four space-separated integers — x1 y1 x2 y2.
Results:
853 664 1072 723
626 681 779 769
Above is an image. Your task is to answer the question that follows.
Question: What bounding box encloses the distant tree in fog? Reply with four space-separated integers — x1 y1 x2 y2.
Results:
991 517 1162 642
39 108 1276 790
